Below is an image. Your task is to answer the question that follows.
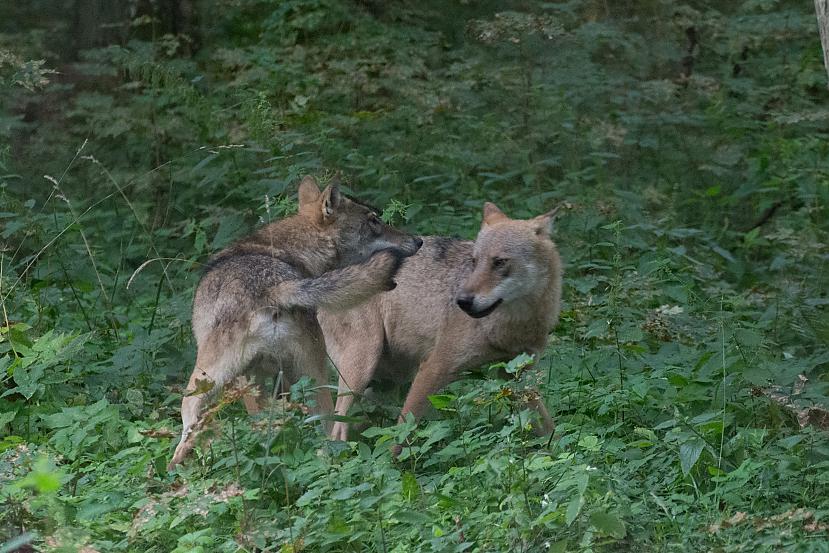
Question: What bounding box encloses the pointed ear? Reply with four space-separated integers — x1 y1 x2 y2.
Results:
532 205 562 237
319 177 342 221
297 176 320 208
482 202 508 227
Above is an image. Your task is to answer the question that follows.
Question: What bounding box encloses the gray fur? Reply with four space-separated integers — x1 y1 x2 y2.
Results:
168 175 421 469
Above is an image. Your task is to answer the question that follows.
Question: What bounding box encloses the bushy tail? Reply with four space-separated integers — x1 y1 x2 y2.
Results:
271 249 405 312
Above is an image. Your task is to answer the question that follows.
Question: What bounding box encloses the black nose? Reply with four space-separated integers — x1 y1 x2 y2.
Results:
456 295 473 312
414 237 423 249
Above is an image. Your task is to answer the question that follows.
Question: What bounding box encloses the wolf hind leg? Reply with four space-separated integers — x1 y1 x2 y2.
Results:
286 321 335 432
168 330 257 470
329 342 383 441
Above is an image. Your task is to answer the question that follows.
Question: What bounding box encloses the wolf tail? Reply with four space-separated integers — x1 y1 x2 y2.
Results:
270 249 405 312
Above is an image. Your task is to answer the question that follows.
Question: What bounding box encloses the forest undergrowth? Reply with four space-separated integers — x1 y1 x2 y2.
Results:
1 1 828 551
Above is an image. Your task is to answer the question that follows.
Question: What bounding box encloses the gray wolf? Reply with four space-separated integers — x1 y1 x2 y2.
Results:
319 201 562 446
168 175 422 469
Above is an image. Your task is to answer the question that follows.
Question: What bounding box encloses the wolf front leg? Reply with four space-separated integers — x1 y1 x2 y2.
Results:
525 394 555 436
496 354 555 436
393 347 464 456
398 358 455 424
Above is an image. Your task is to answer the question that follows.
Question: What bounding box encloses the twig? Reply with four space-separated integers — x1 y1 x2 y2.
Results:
745 201 783 233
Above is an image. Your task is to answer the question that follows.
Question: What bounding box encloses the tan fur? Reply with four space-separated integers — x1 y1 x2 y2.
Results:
319 202 562 444
168 176 421 469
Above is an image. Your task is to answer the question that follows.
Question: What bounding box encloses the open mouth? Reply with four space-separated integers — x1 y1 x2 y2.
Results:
466 298 503 318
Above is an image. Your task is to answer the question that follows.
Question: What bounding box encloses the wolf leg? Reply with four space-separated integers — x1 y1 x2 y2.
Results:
168 330 256 470
330 366 376 441
388 355 458 458
317 302 385 441
496 358 555 436
271 249 405 312
525 395 555 436
289 321 335 432
399 354 456 425
236 375 262 415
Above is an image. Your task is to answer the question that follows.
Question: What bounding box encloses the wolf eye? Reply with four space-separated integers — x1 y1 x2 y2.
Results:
492 257 508 269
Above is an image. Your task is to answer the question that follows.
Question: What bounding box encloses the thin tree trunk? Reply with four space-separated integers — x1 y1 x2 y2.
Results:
72 0 197 58
816 0 829 88
73 0 129 54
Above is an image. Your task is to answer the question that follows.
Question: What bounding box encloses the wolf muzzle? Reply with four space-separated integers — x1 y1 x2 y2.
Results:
456 296 503 318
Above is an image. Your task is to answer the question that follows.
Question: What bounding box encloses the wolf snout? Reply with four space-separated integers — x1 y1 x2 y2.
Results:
456 295 503 318
456 294 474 313
404 236 423 255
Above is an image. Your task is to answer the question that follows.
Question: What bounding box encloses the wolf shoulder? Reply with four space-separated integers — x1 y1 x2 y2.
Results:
390 236 474 288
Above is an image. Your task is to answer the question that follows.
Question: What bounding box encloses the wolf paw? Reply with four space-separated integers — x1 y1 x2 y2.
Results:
370 248 406 290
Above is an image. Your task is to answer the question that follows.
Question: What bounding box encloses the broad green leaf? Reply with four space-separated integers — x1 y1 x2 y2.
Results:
401 471 419 501
679 438 705 476
428 394 456 410
565 495 582 526
590 511 626 538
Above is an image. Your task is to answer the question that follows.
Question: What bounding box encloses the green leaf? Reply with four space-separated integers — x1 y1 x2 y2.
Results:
590 511 626 538
776 434 805 450
16 457 62 494
734 328 763 348
504 352 534 374
428 394 456 410
331 482 371 500
187 378 215 396
394 510 432 525
548 539 568 553
679 438 705 476
565 495 582 526
578 435 600 451
0 409 16 428
401 471 419 501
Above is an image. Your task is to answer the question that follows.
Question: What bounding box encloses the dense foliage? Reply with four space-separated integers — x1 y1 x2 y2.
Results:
1 1 828 551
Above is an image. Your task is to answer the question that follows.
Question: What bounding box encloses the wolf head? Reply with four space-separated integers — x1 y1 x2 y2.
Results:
297 175 422 266
456 202 561 318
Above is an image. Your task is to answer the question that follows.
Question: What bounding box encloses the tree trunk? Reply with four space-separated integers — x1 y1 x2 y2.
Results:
73 0 129 54
72 0 198 58
816 0 829 88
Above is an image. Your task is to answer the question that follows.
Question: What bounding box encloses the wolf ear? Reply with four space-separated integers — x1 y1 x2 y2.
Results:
532 205 562 237
298 176 320 208
482 202 508 227
320 176 342 221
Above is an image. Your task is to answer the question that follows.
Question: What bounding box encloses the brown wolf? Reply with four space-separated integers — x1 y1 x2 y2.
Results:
319 202 562 445
168 175 422 469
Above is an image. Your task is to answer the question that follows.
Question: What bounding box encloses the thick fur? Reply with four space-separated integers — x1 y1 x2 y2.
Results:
319 203 562 443
168 176 421 469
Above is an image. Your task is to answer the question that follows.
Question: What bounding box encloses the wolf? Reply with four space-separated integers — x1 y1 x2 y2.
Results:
319 202 562 445
168 175 422 469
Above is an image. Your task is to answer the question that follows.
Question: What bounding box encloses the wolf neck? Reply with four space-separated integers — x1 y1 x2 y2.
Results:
494 248 562 350
255 215 339 276
506 275 558 324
